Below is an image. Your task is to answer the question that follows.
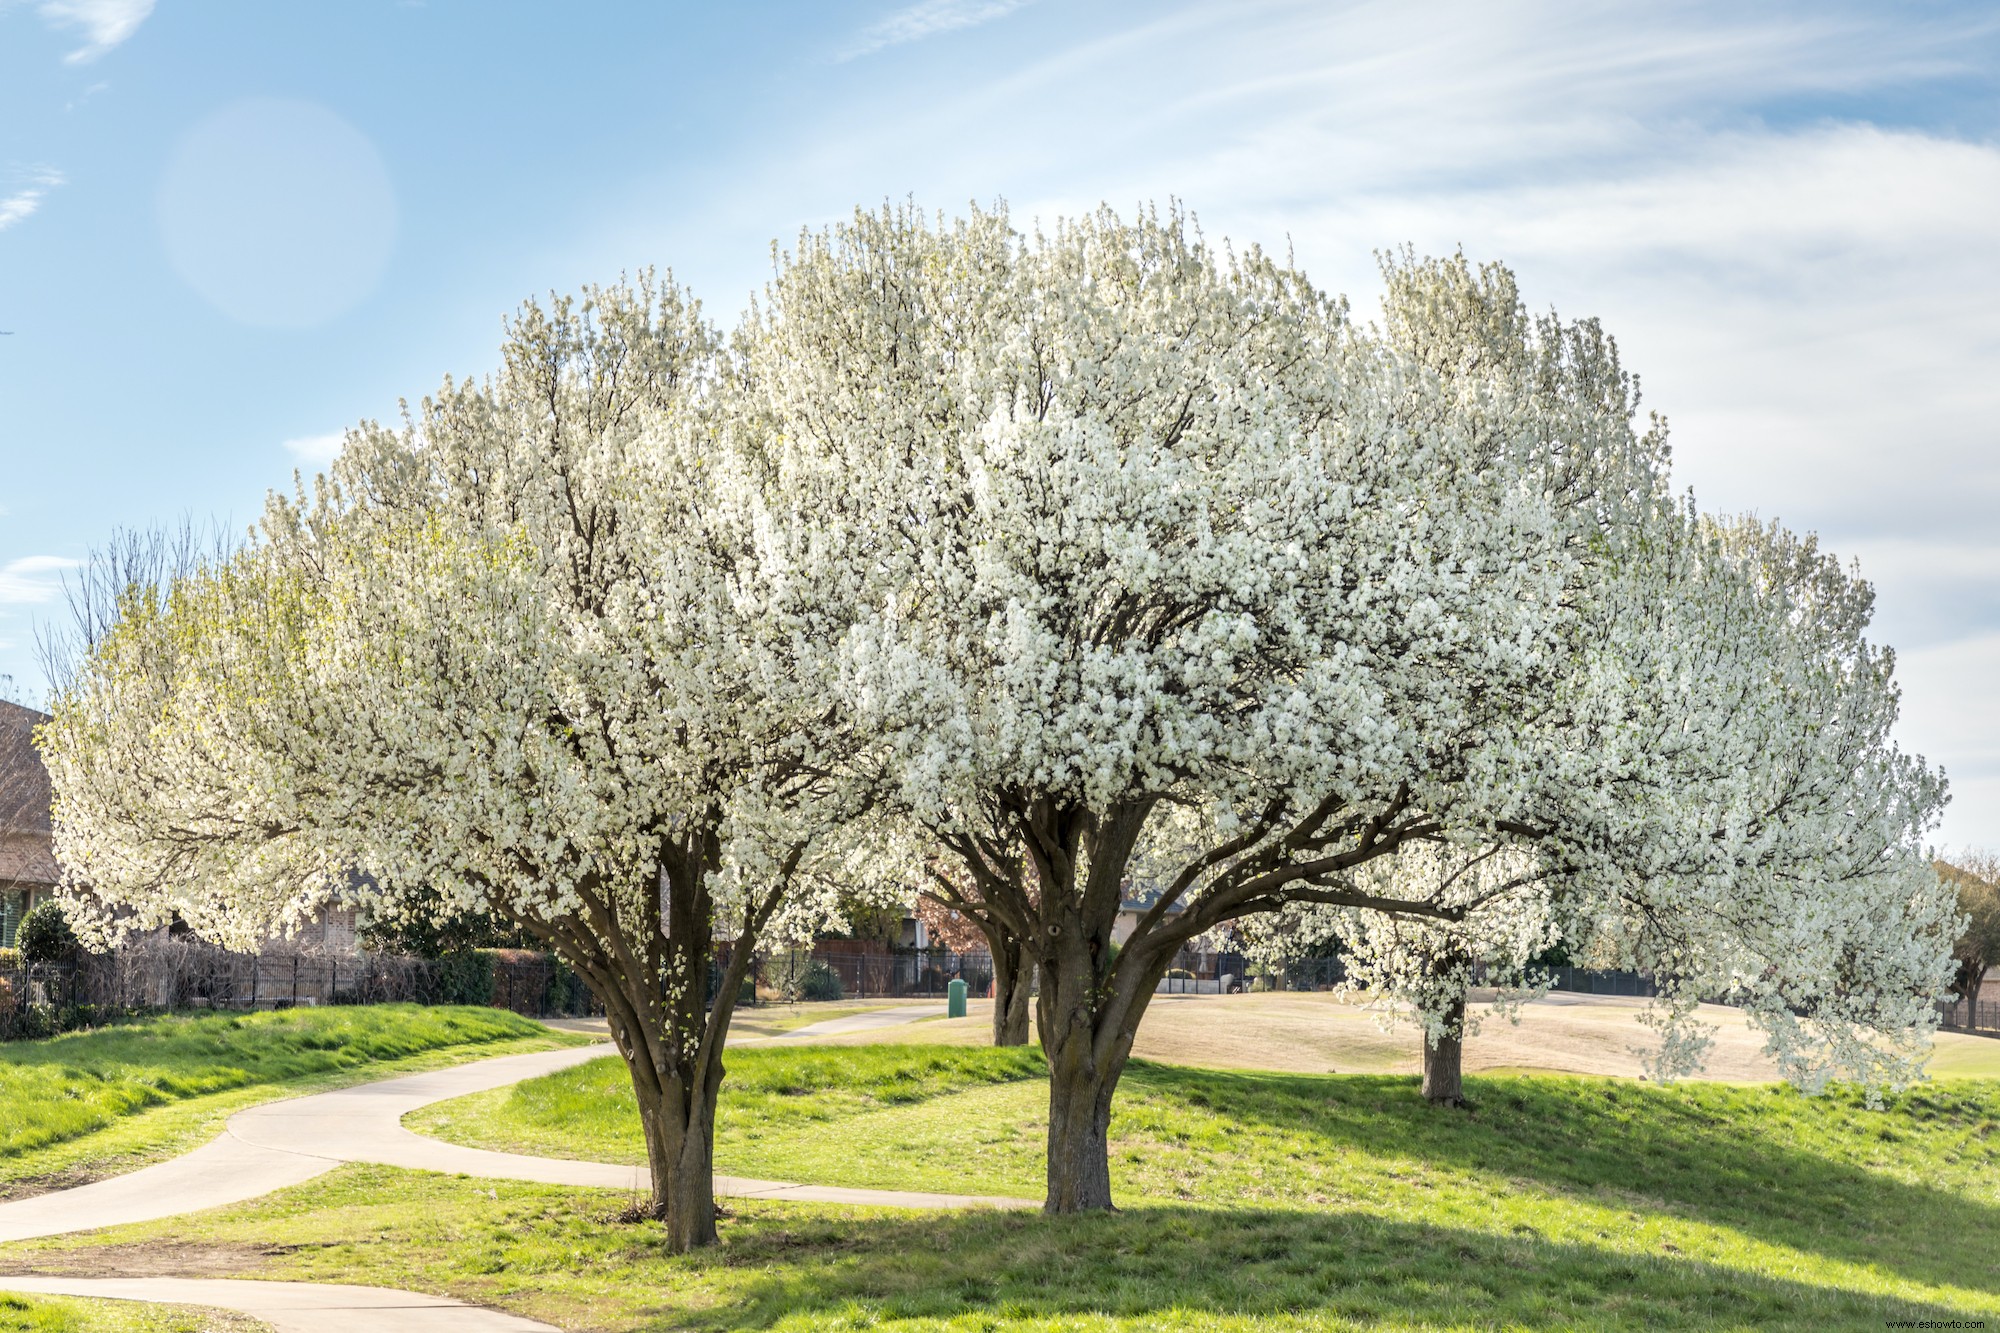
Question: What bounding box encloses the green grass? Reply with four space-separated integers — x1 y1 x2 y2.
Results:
392 1045 2000 1327
1923 1033 2000 1077
9 1042 1996 1328
0 1292 267 1331
410 1044 1046 1171
1 1160 1989 1331
0 1005 580 1197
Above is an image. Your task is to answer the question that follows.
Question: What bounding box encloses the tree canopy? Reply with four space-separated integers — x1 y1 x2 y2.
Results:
1936 854 2000 1018
39 202 1958 1233
739 204 1953 1207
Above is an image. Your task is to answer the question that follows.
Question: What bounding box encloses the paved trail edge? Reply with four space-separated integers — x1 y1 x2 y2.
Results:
0 1006 1029 1244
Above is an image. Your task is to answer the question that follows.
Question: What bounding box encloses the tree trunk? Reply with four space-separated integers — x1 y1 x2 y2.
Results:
1423 991 1468 1107
1036 931 1150 1213
992 931 1033 1046
629 1054 722 1249
581 850 755 1253
1043 1039 1120 1210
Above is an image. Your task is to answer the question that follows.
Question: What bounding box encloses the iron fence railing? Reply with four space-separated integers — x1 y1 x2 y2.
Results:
1274 958 1666 998
759 944 998 1002
1536 965 1660 998
1939 996 1999 1035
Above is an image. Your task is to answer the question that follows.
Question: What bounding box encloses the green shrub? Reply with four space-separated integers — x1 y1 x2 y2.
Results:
435 950 496 1006
16 903 77 964
799 959 843 1002
357 888 534 957
543 954 593 1016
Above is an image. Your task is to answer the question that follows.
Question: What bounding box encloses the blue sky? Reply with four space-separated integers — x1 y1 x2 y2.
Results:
2 0 1997 847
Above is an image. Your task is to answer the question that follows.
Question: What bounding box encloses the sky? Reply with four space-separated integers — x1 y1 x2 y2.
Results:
1 0 1996 848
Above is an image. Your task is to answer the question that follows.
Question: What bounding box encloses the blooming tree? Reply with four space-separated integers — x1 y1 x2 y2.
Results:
746 204 1956 1210
1936 854 2000 1022
1539 509 1957 1091
747 206 1624 1209
1242 843 1558 1105
1242 508 1959 1107
40 201 1959 1233
40 277 876 1250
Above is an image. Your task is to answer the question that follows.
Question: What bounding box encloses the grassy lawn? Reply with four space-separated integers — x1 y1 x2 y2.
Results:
9 1036 1998 1327
798 994 2000 1081
0 1006 582 1199
338 1046 2000 1327
409 1045 1046 1174
0 1156 1990 1331
0 1291 266 1331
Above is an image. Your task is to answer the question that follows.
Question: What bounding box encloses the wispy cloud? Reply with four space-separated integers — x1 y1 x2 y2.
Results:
667 0 2000 845
0 556 80 606
37 0 154 64
0 168 64 232
283 432 346 468
65 80 110 113
836 0 1033 62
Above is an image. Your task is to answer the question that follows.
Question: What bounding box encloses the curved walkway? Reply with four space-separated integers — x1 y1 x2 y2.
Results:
544 1000 951 1045
0 1274 557 1331
0 1032 1033 1246
0 1012 1030 1328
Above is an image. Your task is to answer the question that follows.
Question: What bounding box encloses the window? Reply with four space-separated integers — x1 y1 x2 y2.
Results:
0 889 25 949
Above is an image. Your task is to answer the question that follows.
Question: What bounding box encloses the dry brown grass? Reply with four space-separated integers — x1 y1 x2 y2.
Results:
826 990 2000 1081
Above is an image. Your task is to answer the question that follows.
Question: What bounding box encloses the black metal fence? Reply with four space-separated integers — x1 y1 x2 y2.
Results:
1537 966 1660 998
1271 957 1664 998
755 943 1267 1001
761 944 997 1001
1281 956 1348 991
1940 996 2000 1035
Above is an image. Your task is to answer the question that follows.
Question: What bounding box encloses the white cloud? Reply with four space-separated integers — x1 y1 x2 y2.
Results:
65 80 110 113
37 0 154 63
574 0 2000 844
0 168 64 231
1894 632 2000 851
0 556 79 605
837 0 1033 62
283 432 345 467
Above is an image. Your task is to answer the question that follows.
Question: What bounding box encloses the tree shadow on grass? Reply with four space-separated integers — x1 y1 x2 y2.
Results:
1114 1063 2000 1301
702 1204 1982 1332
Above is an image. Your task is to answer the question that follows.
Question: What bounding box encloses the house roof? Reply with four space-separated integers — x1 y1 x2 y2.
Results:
1117 882 1186 915
0 700 58 887
0 834 58 887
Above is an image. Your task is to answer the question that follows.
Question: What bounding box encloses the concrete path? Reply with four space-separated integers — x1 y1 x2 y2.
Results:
768 1002 945 1040
0 1042 1034 1247
545 1000 949 1045
0 1274 557 1332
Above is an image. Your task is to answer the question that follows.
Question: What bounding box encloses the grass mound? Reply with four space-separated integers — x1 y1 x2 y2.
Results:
5 1161 1993 1331
0 1005 550 1163
411 1044 1047 1166
0 1291 267 1331
409 1043 2000 1321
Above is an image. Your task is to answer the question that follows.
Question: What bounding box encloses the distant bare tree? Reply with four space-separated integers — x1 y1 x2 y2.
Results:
36 519 235 695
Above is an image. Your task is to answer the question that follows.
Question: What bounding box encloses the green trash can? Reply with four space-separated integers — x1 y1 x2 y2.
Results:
947 977 968 1018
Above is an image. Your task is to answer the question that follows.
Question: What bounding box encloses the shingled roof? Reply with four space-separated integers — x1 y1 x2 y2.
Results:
0 699 59 887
